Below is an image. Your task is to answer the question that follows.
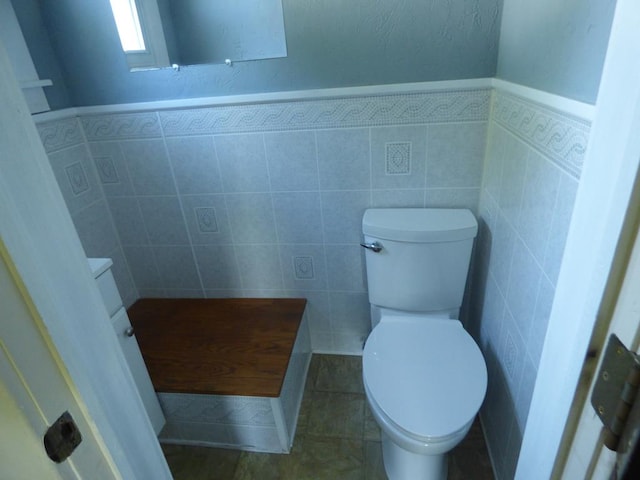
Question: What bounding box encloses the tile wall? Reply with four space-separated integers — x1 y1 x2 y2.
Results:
37 117 138 307
36 85 593 476
468 90 590 479
40 89 490 354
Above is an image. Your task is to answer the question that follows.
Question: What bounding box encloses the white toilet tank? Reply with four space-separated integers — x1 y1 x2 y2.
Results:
362 208 478 313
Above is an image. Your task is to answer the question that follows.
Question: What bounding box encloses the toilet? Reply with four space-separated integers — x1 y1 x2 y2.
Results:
361 208 487 480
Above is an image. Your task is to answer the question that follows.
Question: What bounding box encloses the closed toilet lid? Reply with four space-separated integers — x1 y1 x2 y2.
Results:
363 316 487 440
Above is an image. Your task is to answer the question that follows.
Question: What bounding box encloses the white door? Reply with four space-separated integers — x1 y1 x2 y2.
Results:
0 32 172 479
558 214 640 478
543 0 640 477
0 242 118 479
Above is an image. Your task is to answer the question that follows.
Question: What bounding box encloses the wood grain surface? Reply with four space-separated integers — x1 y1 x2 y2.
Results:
127 298 306 397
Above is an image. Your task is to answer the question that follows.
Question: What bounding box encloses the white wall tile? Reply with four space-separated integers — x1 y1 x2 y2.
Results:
272 192 323 244
497 133 527 224
517 150 561 263
225 193 277 244
370 126 427 189
325 245 367 292
215 133 270 193
427 122 487 188
193 245 242 290
123 246 163 290
425 187 480 212
278 245 328 291
89 141 136 197
265 131 319 192
543 174 579 286
329 291 371 344
107 196 149 246
505 238 542 343
138 196 190 245
499 309 526 396
489 212 516 294
152 246 202 290
515 354 537 433
371 189 425 208
166 136 222 195
528 276 554 366
48 144 103 215
317 128 370 190
120 139 176 195
482 125 506 202
234 244 284 290
71 199 120 257
180 194 233 245
321 190 371 244
107 247 138 308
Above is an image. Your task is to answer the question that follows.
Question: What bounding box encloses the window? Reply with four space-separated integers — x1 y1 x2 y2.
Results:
108 0 170 70
109 0 146 52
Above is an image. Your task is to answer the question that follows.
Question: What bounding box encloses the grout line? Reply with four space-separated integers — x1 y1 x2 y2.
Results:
157 112 206 297
263 133 287 292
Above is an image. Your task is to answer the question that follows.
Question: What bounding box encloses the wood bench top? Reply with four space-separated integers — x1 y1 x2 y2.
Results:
127 298 306 397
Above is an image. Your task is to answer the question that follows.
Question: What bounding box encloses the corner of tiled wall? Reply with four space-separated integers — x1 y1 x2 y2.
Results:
471 89 588 479
37 116 139 308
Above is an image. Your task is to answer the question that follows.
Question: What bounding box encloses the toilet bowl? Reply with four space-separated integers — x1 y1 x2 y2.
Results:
363 315 487 480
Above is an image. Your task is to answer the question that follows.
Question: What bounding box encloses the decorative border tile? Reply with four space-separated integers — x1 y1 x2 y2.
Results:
159 89 491 136
493 91 590 179
37 117 84 153
81 112 162 141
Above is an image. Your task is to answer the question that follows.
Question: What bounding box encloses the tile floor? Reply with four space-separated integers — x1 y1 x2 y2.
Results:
162 354 495 479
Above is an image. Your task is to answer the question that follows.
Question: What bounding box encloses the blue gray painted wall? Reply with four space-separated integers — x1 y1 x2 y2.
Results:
497 0 616 104
35 0 501 107
10 0 71 110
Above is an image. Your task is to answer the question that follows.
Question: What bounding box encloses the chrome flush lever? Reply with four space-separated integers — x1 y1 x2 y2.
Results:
360 242 383 253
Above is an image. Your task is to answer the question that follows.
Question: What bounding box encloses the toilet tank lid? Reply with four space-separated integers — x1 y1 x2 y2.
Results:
363 208 478 243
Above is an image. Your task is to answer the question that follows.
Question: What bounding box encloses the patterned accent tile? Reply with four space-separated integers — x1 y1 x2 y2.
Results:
493 91 590 179
385 142 411 174
159 90 491 136
503 330 518 381
82 112 162 140
65 162 89 195
94 155 120 184
293 256 314 280
37 117 84 153
195 207 219 233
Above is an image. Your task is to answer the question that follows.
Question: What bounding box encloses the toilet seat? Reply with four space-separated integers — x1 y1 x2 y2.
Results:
363 315 487 442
